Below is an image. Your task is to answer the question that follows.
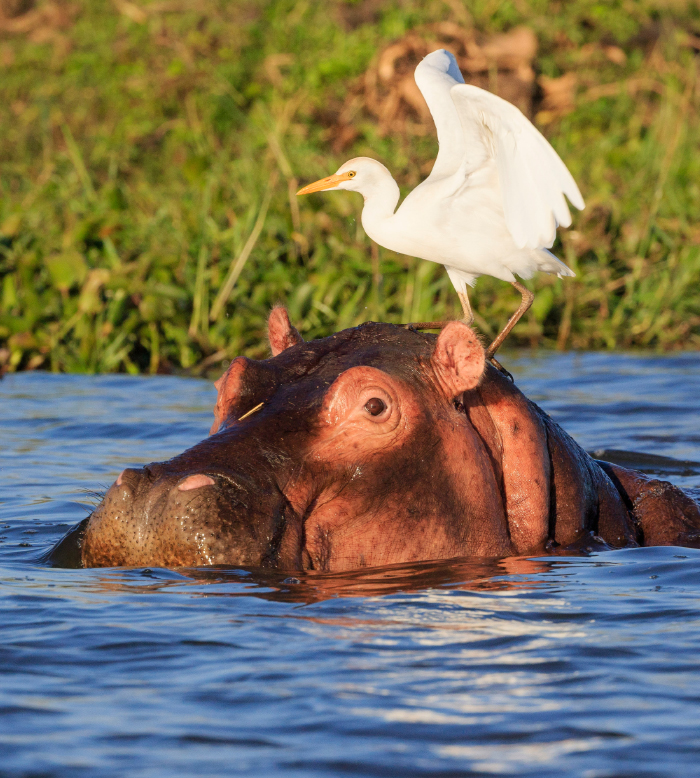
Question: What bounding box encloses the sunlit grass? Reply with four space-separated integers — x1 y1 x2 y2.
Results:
1 0 699 374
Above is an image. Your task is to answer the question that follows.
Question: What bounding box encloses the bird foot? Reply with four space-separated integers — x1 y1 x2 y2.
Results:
399 321 450 330
487 355 514 382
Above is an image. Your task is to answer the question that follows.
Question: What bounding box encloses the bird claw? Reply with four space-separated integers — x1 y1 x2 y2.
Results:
399 321 449 330
487 355 514 382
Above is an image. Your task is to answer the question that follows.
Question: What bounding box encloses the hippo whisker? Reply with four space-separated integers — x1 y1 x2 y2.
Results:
78 486 109 511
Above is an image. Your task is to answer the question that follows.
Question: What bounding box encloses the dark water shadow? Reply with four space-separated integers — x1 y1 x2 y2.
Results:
74 553 581 605
591 448 700 478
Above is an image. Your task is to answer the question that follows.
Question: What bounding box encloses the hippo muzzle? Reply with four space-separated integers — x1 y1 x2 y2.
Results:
82 459 291 569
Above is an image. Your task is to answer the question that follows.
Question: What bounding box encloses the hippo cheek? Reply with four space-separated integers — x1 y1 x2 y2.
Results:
300 408 514 570
301 492 462 573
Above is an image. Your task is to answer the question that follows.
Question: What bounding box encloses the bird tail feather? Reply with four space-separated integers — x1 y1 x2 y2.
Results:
534 248 575 278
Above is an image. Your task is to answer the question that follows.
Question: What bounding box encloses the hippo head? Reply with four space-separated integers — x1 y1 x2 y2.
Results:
62 306 700 570
82 308 519 570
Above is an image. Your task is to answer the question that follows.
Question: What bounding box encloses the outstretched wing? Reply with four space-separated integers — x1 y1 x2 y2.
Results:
414 50 467 178
450 83 585 249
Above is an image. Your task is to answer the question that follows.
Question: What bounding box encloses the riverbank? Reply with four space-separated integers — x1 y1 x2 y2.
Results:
1 0 699 373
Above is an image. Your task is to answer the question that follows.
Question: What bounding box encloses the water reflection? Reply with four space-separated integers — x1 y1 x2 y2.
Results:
84 555 556 604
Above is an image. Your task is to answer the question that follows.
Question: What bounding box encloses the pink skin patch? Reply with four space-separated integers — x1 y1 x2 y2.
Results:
178 474 216 491
116 470 125 486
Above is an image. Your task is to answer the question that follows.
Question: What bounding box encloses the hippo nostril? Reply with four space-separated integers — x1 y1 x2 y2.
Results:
178 474 216 492
114 467 143 493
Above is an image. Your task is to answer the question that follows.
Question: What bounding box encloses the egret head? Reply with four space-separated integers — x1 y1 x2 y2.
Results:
296 157 391 198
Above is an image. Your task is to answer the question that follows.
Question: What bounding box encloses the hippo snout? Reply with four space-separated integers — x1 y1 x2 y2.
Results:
112 467 217 505
81 463 285 569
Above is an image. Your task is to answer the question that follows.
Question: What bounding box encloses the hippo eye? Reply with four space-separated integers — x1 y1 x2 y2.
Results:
364 397 386 416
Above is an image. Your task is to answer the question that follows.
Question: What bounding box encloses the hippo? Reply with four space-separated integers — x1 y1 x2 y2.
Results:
49 308 700 570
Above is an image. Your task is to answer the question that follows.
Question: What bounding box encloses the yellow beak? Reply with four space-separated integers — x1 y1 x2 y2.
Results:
296 172 352 196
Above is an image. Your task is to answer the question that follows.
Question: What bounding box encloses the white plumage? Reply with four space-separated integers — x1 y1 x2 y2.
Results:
297 49 584 358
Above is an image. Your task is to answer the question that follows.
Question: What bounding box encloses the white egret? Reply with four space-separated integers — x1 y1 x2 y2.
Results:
297 48 584 362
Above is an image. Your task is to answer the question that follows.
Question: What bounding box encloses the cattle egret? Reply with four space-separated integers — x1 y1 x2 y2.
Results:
297 48 584 364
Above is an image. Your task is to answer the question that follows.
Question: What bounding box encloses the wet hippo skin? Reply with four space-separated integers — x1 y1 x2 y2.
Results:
49 308 700 570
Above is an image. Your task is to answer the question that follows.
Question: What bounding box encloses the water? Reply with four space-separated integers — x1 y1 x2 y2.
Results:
1 352 700 778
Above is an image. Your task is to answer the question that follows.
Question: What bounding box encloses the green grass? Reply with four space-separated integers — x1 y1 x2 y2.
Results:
1 0 700 374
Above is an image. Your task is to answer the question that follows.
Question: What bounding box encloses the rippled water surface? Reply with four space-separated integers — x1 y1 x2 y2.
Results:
1 352 700 777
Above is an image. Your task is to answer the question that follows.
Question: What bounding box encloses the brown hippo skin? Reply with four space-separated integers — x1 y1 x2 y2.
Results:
65 307 700 570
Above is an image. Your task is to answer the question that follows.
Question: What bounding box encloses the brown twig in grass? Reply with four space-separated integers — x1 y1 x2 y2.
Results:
190 349 230 376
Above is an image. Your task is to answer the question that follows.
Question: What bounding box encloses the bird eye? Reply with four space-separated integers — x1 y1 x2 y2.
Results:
364 398 386 416
347 171 356 178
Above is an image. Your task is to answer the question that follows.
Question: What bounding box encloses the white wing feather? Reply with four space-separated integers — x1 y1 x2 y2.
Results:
413 50 467 178
450 83 584 249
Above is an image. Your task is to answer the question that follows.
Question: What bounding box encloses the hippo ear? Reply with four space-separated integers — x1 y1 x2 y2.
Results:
268 306 304 356
210 357 247 435
431 322 485 399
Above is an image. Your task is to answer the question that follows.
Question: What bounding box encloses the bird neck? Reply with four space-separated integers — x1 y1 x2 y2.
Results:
359 174 401 241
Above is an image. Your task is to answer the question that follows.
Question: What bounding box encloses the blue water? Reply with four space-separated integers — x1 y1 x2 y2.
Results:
1 352 700 777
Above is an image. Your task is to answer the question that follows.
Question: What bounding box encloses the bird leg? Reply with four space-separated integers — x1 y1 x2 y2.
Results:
486 281 534 360
399 289 475 331
458 291 474 327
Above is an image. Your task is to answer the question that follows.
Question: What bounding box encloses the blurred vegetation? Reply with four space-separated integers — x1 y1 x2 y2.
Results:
1 0 700 375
